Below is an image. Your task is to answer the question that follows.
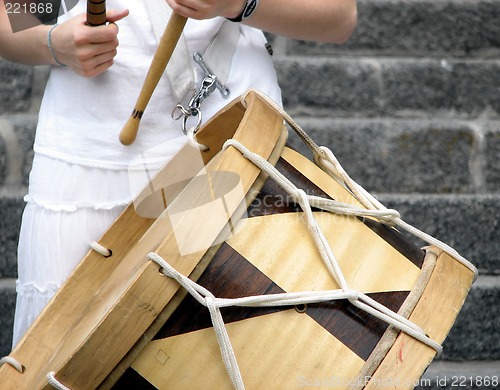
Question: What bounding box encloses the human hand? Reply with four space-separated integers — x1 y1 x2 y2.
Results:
165 0 245 20
49 9 129 77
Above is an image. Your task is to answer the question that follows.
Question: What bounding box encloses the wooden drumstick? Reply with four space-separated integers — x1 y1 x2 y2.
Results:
86 0 107 26
120 13 188 145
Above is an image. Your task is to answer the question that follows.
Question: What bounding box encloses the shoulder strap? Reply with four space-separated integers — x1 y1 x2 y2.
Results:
144 1 240 103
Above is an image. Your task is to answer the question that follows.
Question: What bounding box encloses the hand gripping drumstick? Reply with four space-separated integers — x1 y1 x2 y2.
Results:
119 14 188 145
86 0 107 26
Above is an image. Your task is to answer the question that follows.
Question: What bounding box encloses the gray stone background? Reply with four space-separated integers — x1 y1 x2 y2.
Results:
0 0 499 388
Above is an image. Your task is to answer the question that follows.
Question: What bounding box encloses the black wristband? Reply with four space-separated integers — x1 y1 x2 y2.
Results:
227 0 259 22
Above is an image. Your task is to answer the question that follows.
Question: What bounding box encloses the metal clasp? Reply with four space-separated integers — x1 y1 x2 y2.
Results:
172 52 230 135
193 52 230 98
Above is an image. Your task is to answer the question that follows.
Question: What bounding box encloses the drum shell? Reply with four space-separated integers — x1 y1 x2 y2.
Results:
0 92 475 390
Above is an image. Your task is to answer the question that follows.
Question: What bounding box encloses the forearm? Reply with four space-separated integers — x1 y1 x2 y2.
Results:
243 0 357 43
166 0 357 44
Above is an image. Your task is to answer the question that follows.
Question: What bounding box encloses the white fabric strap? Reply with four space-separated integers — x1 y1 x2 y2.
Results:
145 1 240 103
144 0 194 102
200 21 240 86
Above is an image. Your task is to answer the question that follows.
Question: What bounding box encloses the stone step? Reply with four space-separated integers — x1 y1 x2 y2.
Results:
0 193 24 279
377 194 499 275
0 114 37 189
5 56 500 125
275 57 500 119
440 276 500 361
287 0 500 58
0 62 33 114
0 278 15 356
286 117 500 195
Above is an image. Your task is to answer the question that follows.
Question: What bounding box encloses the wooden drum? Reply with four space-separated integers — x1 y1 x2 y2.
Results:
0 91 476 390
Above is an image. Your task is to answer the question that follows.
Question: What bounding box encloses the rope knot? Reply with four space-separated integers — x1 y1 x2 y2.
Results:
292 188 308 206
204 294 218 309
313 145 328 160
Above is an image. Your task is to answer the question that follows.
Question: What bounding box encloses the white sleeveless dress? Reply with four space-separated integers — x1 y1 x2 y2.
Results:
12 0 281 347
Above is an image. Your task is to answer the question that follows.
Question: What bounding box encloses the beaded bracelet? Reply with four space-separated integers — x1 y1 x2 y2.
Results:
47 24 66 67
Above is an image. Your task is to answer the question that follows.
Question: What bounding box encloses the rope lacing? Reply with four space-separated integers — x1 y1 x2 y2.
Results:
187 125 209 151
221 140 441 337
151 252 443 390
313 145 478 276
147 92 479 388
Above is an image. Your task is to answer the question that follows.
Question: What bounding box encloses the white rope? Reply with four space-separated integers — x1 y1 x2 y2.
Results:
89 241 112 258
0 356 23 373
223 139 389 289
222 139 442 347
150 248 442 390
149 252 245 390
47 371 71 390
